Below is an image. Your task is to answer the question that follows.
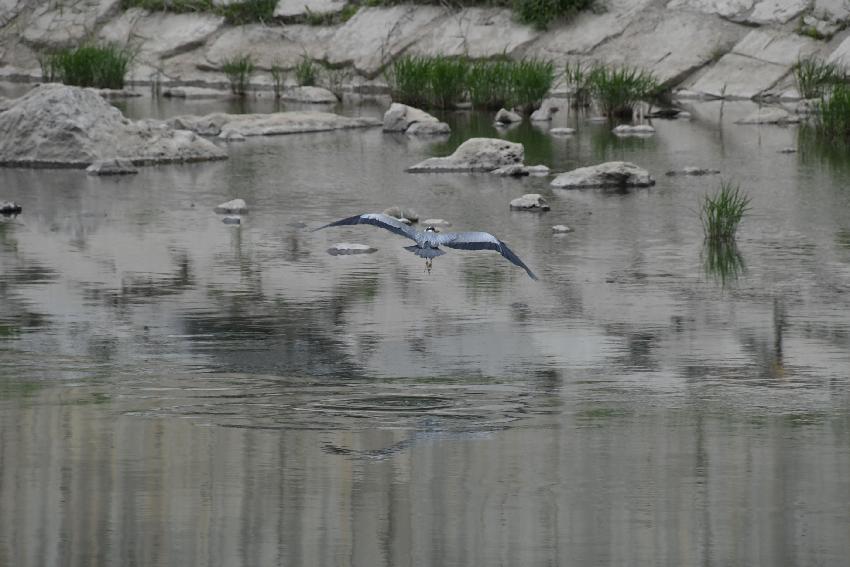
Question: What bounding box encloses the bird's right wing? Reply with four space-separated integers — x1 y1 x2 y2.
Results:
312 213 418 242
438 231 538 280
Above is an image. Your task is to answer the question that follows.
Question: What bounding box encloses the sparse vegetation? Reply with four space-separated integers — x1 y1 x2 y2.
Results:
294 57 317 86
700 180 750 241
513 0 595 30
270 62 285 98
586 63 659 119
121 0 275 24
814 83 850 139
703 239 745 285
564 60 592 107
222 54 254 95
40 43 134 89
120 0 212 12
793 56 844 99
388 55 555 111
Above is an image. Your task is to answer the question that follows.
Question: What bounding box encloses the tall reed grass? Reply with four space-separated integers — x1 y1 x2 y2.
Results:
793 56 844 99
294 57 317 86
587 64 659 119
222 54 254 95
700 180 750 241
40 43 134 89
513 0 594 30
388 55 555 111
815 83 850 139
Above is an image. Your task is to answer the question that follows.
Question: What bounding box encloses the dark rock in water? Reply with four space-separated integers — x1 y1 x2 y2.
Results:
665 167 721 176
1 201 22 215
327 243 378 255
86 158 139 175
222 215 242 225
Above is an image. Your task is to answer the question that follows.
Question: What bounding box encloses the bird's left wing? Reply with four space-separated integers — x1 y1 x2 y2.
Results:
312 213 418 242
437 231 538 280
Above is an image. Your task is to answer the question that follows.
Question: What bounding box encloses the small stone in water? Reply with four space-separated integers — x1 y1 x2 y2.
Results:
328 243 378 255
510 194 550 211
215 198 248 214
222 215 241 225
552 225 573 233
550 127 576 136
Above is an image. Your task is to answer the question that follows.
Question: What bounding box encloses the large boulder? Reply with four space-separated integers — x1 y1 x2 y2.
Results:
164 111 379 137
383 103 450 135
407 138 524 172
551 161 655 188
0 84 227 168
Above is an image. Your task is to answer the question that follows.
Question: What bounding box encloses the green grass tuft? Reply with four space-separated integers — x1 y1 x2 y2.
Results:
700 180 750 241
586 63 659 119
513 0 594 30
793 56 844 99
294 57 317 86
40 43 134 89
815 83 850 139
222 54 254 95
216 0 276 24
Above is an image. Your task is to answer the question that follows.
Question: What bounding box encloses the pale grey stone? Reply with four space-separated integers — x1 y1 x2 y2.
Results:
552 225 573 233
281 86 338 104
422 218 451 227
405 122 451 136
526 165 551 176
492 164 530 177
215 199 249 214
778 147 797 153
495 108 523 124
612 124 656 135
407 138 524 173
22 0 122 48
164 87 234 99
530 98 561 121
550 127 576 136
509 194 550 211
275 0 348 19
86 158 139 175
747 0 809 24
218 131 246 142
551 161 655 188
383 103 439 132
204 24 333 70
665 0 754 17
215 112 380 137
382 206 419 222
735 107 801 124
0 84 227 168
328 242 378 255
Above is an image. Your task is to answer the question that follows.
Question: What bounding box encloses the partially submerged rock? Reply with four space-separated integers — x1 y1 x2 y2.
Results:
86 158 139 175
215 198 248 214
491 164 551 177
280 86 338 104
735 107 800 124
550 127 576 136
222 215 242 225
1 201 22 215
613 124 656 135
665 167 721 176
530 98 561 121
383 103 450 135
0 84 226 168
510 193 550 211
407 138 524 173
551 161 655 188
495 108 522 124
166 111 380 137
163 86 234 99
552 224 573 233
328 242 378 255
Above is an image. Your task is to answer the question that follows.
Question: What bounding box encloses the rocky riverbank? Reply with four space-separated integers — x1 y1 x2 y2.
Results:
2 0 850 100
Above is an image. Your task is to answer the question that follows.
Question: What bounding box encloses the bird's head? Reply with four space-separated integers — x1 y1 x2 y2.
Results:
424 225 439 233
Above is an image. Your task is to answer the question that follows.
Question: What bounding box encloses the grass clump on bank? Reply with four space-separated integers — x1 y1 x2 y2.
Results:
40 43 134 89
793 56 844 99
388 55 554 111
222 54 254 94
586 64 659 119
700 180 750 241
294 57 317 86
513 0 595 29
814 83 850 139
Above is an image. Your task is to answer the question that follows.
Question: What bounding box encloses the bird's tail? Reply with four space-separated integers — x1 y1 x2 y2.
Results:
403 245 445 259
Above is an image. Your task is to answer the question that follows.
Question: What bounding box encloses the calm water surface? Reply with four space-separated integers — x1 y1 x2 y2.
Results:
1 89 850 566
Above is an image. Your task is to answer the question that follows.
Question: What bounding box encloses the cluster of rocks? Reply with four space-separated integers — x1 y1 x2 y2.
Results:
383 103 450 136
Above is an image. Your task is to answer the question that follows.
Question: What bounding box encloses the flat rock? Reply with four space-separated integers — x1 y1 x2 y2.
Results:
0 201 22 215
328 242 378 255
665 0 754 18
383 102 440 132
422 218 451 227
218 131 246 142
492 164 530 177
204 24 333 70
612 124 656 135
746 0 809 24
407 138 524 173
406 121 451 136
509 194 550 211
551 161 655 188
107 11 225 61
0 96 14 112
275 0 347 19
526 165 551 176
22 0 122 48
163 86 234 99
86 158 139 175
0 84 226 168
552 224 573 233
550 127 576 136
689 30 818 99
666 167 721 176
167 111 379 137
495 108 522 124
735 107 800 124
280 86 338 104
530 98 561 121
215 198 249 214
382 206 419 222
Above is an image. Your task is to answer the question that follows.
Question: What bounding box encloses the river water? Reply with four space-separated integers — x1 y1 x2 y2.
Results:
1 90 849 566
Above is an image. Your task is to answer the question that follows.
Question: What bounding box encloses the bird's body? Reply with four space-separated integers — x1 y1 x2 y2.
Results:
314 213 538 280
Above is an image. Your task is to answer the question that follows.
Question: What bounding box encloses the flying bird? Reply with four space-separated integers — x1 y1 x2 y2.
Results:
314 213 538 280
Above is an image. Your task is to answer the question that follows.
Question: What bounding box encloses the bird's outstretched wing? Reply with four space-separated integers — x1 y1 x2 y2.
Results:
437 231 538 280
312 213 418 242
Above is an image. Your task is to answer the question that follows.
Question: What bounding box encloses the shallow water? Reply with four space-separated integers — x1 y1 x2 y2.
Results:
2 90 850 566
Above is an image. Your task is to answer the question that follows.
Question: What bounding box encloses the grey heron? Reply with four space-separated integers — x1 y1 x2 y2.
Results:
314 213 538 280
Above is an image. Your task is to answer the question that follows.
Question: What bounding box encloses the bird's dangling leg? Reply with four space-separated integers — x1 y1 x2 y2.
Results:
425 258 433 274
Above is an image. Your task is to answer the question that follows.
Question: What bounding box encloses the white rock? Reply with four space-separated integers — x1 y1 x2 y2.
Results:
405 121 451 136
383 103 440 132
665 0 753 18
191 112 379 137
204 24 332 70
550 127 576 136
551 162 655 188
530 98 561 121
525 165 551 176
22 0 123 48
552 225 573 233
215 198 249 214
735 107 801 124
86 158 139 175
510 194 550 211
747 0 809 24
407 138 524 173
612 124 656 135
328 243 378 255
495 108 522 124
280 86 338 104
275 0 347 19
0 84 226 168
